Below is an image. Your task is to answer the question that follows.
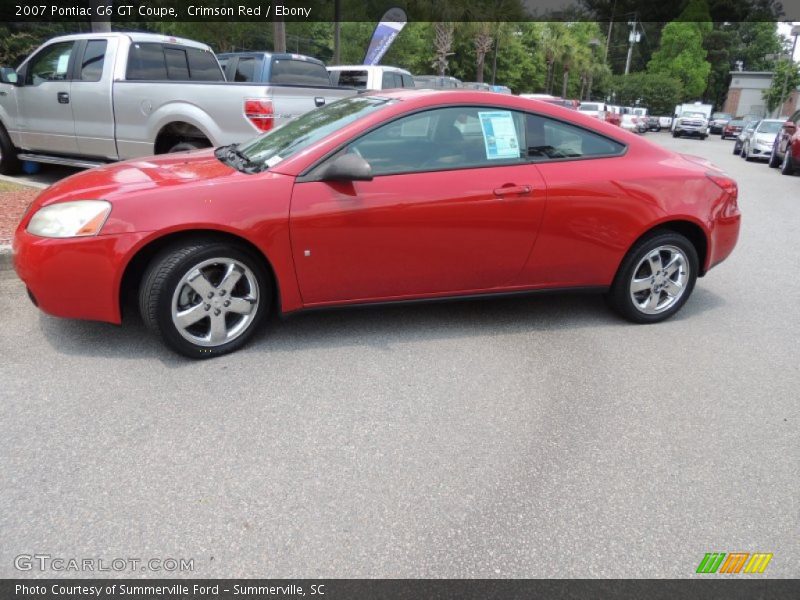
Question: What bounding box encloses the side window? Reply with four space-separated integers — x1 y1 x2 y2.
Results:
347 107 526 176
233 57 256 82
401 73 414 88
26 42 75 85
126 43 167 80
186 48 224 81
525 114 625 161
381 71 396 89
335 70 367 88
80 40 107 82
270 59 330 86
164 48 189 80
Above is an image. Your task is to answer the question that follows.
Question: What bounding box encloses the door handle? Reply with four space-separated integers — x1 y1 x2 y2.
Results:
57 92 69 104
493 184 532 197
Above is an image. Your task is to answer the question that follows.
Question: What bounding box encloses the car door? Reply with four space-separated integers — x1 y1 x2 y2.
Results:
17 40 78 154
780 110 800 157
289 106 548 305
71 38 117 158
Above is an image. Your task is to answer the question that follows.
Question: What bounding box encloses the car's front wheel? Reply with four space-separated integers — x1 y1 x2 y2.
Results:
139 241 270 358
607 231 698 324
780 147 795 175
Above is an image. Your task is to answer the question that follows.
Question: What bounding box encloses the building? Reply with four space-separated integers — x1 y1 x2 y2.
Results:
723 71 800 119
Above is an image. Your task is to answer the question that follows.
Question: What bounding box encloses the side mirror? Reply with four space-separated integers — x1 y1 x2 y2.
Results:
784 120 796 131
321 153 373 182
0 67 19 85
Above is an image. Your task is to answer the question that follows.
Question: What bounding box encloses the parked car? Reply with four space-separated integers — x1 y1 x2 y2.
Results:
490 85 512 94
13 90 740 358
218 51 333 86
621 113 646 134
577 101 608 120
326 65 415 90
741 119 784 162
519 94 578 109
768 109 800 175
709 112 733 134
657 116 673 129
413 75 463 89
672 111 709 139
644 116 661 131
463 81 492 91
721 119 746 139
0 33 356 174
733 121 757 155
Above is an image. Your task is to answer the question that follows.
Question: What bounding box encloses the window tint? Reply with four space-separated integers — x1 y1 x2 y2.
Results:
347 107 527 176
126 43 167 80
27 42 74 84
186 48 223 81
80 40 106 81
332 70 367 88
401 73 414 88
270 59 330 85
525 114 625 160
382 71 401 89
233 57 256 82
164 48 189 80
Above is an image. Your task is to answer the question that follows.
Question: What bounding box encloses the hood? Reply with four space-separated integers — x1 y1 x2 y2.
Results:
753 133 777 144
39 149 239 207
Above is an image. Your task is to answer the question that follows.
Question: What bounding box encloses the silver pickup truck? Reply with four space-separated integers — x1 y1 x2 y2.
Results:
0 32 356 174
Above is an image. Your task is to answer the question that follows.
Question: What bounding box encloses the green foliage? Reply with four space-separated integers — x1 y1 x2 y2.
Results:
647 21 711 98
608 72 684 115
762 59 800 114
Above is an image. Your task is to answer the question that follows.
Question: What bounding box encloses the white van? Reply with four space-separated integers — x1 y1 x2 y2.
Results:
327 65 415 90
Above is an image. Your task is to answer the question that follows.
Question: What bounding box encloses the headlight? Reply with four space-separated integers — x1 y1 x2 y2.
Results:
27 200 111 238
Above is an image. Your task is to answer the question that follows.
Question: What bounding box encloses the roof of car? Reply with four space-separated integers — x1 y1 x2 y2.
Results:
46 31 212 51
327 65 411 75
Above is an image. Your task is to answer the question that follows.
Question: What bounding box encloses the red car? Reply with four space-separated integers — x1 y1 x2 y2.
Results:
768 109 800 175
13 90 741 357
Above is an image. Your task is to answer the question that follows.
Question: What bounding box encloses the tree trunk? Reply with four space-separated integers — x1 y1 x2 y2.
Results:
90 0 111 32
273 18 286 53
332 0 341 65
562 68 569 98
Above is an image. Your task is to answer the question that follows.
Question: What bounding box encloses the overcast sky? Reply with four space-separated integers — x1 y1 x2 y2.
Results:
777 22 800 60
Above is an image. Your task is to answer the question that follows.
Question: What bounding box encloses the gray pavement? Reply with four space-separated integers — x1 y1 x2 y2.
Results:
1 133 798 578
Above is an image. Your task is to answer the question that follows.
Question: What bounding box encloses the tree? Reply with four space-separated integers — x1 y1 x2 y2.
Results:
433 22 455 76
472 23 494 83
609 72 683 115
763 59 800 114
647 21 711 98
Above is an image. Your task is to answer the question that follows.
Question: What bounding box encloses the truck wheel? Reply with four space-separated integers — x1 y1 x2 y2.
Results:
0 123 22 175
672 131 679 138
700 135 707 140
168 141 210 153
780 149 795 175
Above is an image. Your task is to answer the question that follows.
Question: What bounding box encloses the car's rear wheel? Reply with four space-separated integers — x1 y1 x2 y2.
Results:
168 141 209 153
732 144 740 155
780 148 795 175
139 241 270 358
0 122 21 175
607 231 698 324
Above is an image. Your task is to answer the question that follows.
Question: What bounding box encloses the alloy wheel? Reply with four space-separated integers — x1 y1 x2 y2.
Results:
629 245 690 315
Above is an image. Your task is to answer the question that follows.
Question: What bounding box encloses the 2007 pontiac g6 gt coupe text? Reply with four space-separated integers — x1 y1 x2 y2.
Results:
13 90 741 357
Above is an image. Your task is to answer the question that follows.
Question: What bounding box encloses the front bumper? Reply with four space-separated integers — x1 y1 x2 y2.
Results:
675 125 708 136
13 229 149 324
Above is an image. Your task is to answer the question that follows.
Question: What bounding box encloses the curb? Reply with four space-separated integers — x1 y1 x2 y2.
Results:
0 244 12 271
0 174 49 190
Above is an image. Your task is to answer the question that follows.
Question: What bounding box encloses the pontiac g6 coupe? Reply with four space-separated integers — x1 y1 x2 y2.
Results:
13 90 741 357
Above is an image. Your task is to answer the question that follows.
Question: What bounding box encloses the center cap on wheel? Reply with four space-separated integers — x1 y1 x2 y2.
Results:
212 297 223 308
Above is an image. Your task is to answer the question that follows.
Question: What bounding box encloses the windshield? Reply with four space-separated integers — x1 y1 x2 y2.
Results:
233 96 394 169
712 113 732 120
728 120 744 126
756 121 782 134
683 112 705 118
579 103 601 111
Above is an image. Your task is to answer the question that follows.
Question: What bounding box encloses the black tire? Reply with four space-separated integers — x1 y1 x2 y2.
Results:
0 121 22 175
780 147 795 175
740 144 747 158
168 140 209 153
139 240 270 358
700 135 707 140
768 144 781 168
672 131 679 138
606 230 699 324
744 145 754 161
732 143 740 155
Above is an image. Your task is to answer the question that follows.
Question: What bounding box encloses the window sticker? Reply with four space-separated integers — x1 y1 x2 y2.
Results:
265 155 283 168
56 53 70 74
478 111 519 159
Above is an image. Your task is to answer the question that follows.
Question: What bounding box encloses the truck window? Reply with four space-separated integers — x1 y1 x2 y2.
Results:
186 48 224 81
233 57 256 82
80 40 107 82
382 71 401 89
164 48 190 80
270 59 331 86
401 73 414 88
332 70 368 88
127 43 168 80
27 41 75 84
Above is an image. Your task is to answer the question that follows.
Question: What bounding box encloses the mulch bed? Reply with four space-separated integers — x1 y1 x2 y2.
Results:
0 181 38 246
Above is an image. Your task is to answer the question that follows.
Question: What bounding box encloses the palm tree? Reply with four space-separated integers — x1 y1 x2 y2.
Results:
473 22 494 83
433 22 455 76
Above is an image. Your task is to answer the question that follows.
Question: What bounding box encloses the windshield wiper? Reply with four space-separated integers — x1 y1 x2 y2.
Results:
215 144 261 174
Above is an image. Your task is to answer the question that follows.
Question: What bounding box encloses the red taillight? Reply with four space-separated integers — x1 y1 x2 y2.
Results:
244 99 274 132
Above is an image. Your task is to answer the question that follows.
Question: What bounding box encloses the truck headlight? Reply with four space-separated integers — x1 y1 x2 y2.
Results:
27 200 111 238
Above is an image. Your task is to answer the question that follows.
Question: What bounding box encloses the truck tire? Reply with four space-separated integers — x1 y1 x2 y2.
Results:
0 122 22 175
168 141 209 153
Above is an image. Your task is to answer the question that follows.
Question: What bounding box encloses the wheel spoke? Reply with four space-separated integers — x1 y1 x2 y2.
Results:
208 314 228 344
218 263 243 295
663 279 683 297
645 290 661 311
647 250 663 273
631 277 652 293
175 303 207 329
226 297 255 315
664 254 683 276
187 270 215 298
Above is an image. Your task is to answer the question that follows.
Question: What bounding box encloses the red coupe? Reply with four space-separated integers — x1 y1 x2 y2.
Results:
13 90 741 357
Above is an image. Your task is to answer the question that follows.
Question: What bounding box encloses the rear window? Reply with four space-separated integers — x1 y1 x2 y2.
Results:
127 43 222 81
381 71 402 89
579 103 601 111
330 70 368 88
270 58 330 86
233 57 256 82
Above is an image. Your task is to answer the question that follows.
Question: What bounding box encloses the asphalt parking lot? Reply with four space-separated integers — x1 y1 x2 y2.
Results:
1 133 798 578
